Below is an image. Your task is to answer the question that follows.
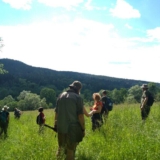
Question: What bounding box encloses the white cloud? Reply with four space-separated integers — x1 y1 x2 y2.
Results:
84 0 107 11
147 27 160 42
0 16 160 83
110 0 141 19
125 23 133 29
38 0 83 10
2 0 32 10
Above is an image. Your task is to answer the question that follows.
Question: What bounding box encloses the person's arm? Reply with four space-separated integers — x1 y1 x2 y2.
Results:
83 107 93 117
141 97 148 109
141 91 149 109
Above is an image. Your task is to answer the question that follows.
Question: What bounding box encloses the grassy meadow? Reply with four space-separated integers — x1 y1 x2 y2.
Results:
1 103 160 160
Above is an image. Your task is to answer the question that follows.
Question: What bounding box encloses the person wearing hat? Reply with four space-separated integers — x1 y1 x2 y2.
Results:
14 108 22 119
37 107 45 133
140 84 151 120
54 80 85 160
0 105 10 138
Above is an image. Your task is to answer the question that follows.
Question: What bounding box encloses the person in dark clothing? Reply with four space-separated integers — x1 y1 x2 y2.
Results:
14 108 22 119
0 105 10 138
101 90 109 123
140 84 152 120
54 81 85 160
37 107 45 133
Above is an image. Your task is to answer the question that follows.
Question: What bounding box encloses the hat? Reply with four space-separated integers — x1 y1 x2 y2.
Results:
2 105 9 111
69 81 82 90
141 84 148 89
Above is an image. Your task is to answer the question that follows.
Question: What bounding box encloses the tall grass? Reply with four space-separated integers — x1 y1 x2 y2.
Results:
0 103 160 160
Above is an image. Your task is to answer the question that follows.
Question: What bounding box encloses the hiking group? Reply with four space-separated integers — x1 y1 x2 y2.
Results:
0 81 154 160
52 81 153 160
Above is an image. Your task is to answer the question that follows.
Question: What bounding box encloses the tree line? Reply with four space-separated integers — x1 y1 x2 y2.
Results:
0 82 159 111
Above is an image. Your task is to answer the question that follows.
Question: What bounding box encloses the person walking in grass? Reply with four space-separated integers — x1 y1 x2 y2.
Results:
101 90 109 123
54 81 85 160
14 108 22 119
0 105 10 138
90 93 103 131
37 107 45 133
140 84 152 121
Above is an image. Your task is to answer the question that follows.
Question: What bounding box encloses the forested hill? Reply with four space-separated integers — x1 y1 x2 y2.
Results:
0 58 150 99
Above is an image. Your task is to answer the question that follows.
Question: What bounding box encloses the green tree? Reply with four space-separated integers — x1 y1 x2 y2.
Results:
126 85 142 103
40 88 56 106
148 82 158 95
17 90 31 100
0 95 16 110
7 101 18 111
2 95 15 104
83 89 92 102
23 93 42 110
0 63 7 74
111 89 123 104
119 88 128 103
17 91 48 110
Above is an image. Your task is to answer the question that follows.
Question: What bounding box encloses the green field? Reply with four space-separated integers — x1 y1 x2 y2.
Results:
0 103 160 160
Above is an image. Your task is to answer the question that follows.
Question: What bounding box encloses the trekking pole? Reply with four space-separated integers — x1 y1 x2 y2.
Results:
44 124 57 132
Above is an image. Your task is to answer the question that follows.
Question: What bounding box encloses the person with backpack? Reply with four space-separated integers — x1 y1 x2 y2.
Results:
90 93 103 131
0 105 10 138
54 81 85 160
101 90 113 123
140 84 154 120
14 108 22 119
37 107 45 133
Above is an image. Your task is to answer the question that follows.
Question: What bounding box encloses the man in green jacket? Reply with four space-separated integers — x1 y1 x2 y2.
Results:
54 81 85 160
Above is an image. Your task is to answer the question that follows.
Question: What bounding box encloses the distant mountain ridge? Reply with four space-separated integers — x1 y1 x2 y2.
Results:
0 58 153 99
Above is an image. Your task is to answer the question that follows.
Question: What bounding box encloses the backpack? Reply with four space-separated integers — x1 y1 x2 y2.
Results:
106 97 113 111
147 92 154 106
0 111 7 124
36 113 43 125
101 97 113 112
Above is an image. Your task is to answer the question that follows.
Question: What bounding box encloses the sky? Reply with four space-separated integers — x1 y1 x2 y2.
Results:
0 0 160 83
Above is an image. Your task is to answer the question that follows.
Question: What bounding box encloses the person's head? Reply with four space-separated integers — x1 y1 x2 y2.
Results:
38 107 43 112
69 80 82 94
93 93 101 101
141 84 148 90
2 105 9 111
102 90 107 95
